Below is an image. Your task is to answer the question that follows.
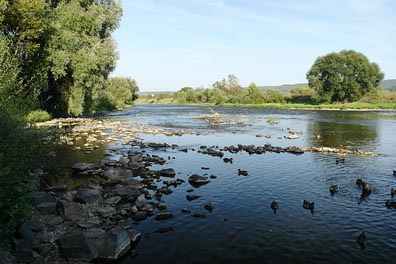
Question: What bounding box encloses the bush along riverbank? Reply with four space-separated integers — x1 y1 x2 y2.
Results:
3 115 378 263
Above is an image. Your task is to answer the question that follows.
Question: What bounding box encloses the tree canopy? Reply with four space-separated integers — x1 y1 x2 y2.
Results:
306 50 384 103
0 0 123 116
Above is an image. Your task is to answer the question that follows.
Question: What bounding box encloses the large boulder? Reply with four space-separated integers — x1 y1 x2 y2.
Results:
96 228 131 260
56 232 97 262
74 189 102 204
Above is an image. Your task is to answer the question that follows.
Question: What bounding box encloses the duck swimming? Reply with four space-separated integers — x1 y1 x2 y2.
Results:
330 185 339 194
393 170 396 176
238 169 248 176
357 231 368 249
386 200 396 208
270 200 279 213
361 182 372 196
356 178 363 186
336 157 345 164
302 199 315 212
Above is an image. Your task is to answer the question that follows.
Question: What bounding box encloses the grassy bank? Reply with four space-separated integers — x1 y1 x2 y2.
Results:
135 98 396 111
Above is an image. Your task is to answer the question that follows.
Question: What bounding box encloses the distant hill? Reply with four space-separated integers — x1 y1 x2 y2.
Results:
381 79 396 91
260 79 396 94
140 79 396 94
259 83 307 93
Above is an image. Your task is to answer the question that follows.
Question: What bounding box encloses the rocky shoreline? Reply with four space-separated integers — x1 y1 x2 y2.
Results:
7 116 377 263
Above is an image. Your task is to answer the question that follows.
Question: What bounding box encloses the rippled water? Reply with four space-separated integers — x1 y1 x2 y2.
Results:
57 105 396 263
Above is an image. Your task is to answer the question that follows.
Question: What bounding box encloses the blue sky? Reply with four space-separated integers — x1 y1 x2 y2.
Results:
112 0 396 92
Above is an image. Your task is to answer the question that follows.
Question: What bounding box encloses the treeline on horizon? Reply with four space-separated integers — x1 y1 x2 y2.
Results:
139 50 395 108
138 75 396 107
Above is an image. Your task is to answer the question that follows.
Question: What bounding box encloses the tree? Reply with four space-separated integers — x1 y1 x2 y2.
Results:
96 77 139 110
245 82 264 104
306 50 384 103
43 0 122 116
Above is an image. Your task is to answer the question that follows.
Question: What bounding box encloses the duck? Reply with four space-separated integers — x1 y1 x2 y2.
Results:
357 231 368 249
302 199 315 212
385 200 396 208
361 182 372 196
335 157 345 164
393 170 396 176
330 185 339 194
356 178 363 186
223 157 233 163
238 169 248 176
270 200 279 213
391 188 395 197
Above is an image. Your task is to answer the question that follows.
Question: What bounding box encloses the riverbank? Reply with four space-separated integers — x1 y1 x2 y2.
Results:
134 99 396 111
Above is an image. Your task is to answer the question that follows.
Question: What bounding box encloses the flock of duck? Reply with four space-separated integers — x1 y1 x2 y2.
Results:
240 166 396 249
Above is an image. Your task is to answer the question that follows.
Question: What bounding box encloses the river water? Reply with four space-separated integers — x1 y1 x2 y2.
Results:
56 104 396 263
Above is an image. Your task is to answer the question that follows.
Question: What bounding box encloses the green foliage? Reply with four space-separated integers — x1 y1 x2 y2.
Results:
287 86 315 103
1 0 122 116
245 82 264 104
263 89 285 103
26 109 52 122
96 76 139 111
0 106 44 250
306 50 384 103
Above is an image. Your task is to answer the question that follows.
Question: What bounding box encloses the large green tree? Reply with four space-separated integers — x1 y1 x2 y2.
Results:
0 0 122 116
306 50 384 103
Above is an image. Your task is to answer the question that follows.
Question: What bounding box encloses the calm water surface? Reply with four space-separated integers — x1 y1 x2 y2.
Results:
58 105 396 263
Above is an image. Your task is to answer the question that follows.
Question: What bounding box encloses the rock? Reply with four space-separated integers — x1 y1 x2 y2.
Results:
74 189 102 204
46 184 68 192
204 203 214 212
18 225 40 249
36 202 57 214
84 228 106 239
186 194 202 201
22 219 45 233
71 162 100 172
56 232 97 261
47 216 63 226
27 192 56 206
14 238 39 263
181 208 191 213
104 168 120 180
188 174 210 187
135 195 147 208
155 210 173 220
133 211 147 221
0 247 16 264
127 229 141 243
97 207 116 218
56 201 86 222
113 185 140 198
96 228 131 260
104 196 122 206
77 219 101 229
155 227 173 233
159 168 176 178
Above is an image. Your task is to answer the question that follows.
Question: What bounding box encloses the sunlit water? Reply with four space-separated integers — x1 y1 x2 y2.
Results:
52 105 396 263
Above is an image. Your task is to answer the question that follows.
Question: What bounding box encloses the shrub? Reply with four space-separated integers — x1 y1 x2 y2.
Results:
0 107 44 250
26 110 52 123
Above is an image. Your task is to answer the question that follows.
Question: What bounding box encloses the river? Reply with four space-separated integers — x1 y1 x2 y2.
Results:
49 104 396 264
